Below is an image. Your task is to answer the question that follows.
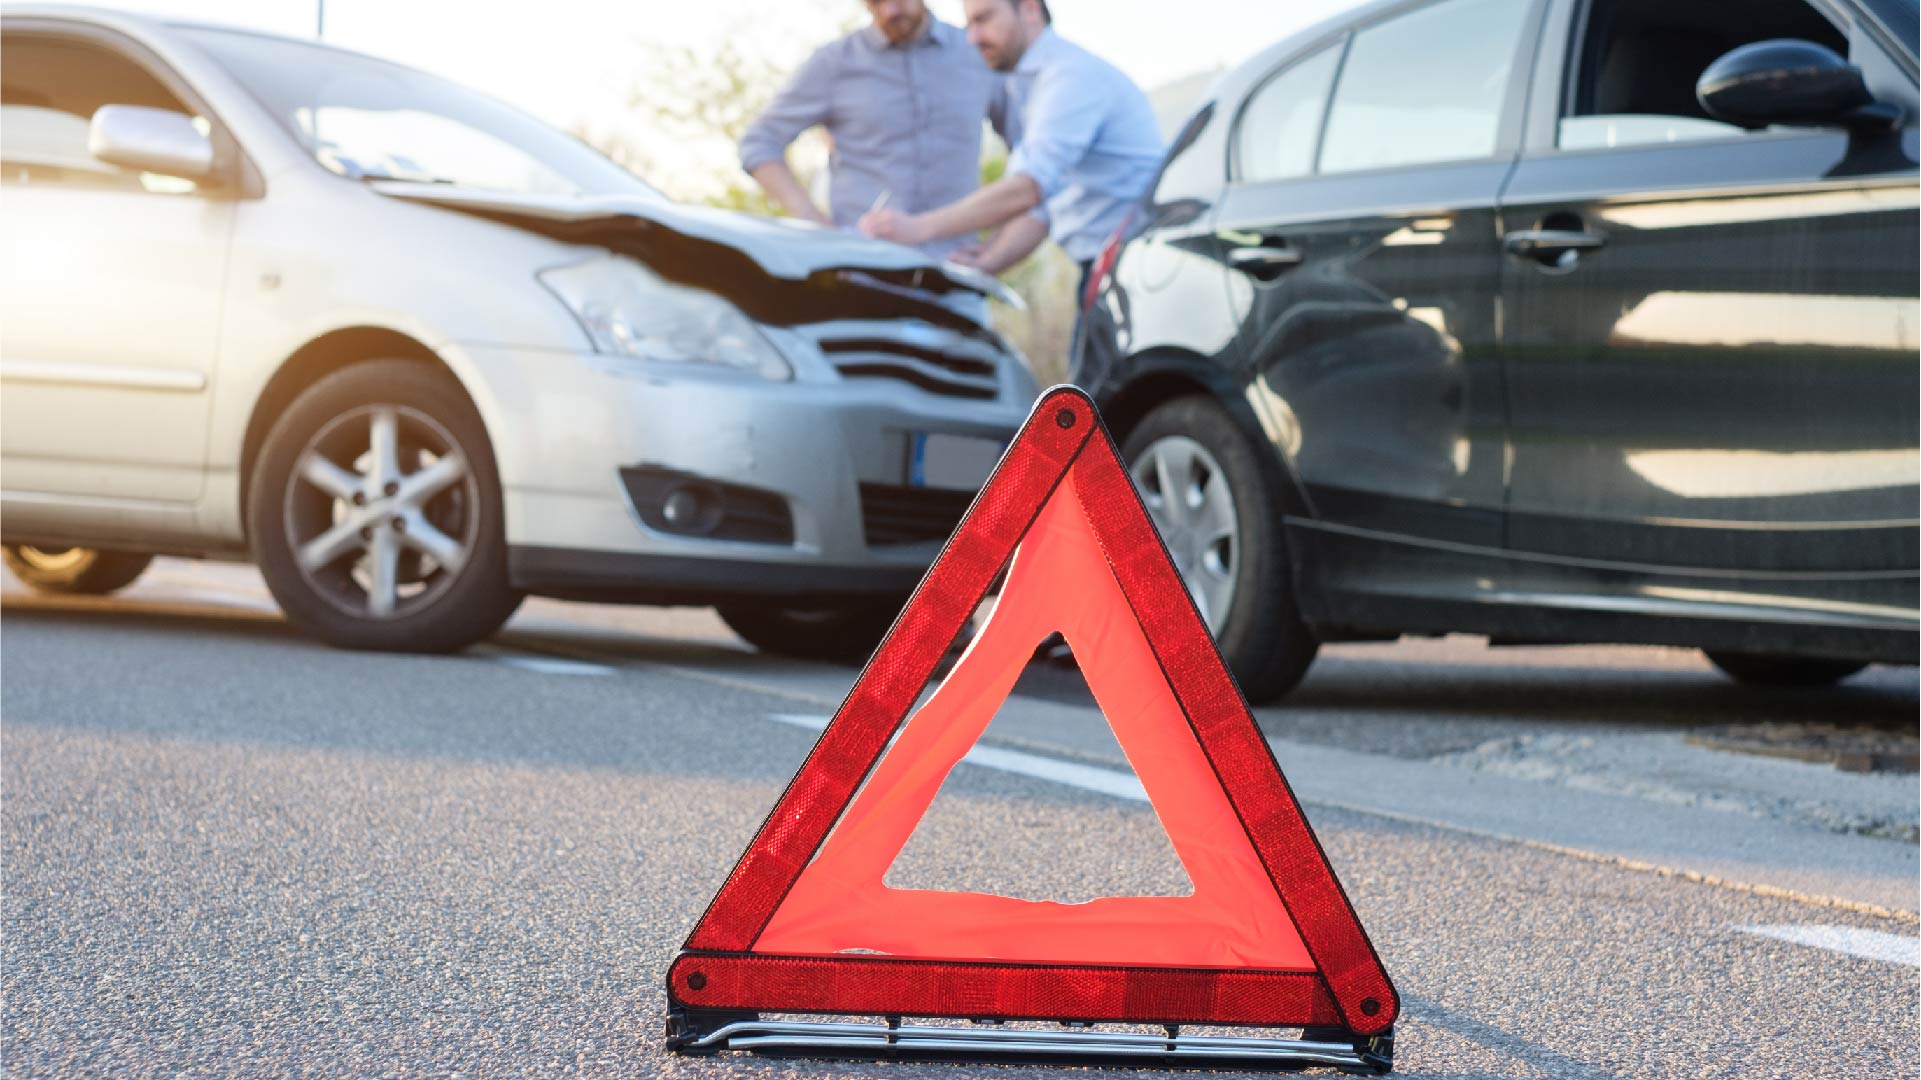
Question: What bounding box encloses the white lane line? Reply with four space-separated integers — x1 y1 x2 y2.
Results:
496 655 616 677
768 713 1149 802
759 713 1918 924
765 716 1921 968
1737 924 1921 967
630 660 843 709
579 641 1919 923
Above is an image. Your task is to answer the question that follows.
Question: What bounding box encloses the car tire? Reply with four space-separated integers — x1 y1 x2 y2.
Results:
717 601 903 665
2 545 152 596
248 359 523 652
1704 651 1868 688
1122 396 1318 703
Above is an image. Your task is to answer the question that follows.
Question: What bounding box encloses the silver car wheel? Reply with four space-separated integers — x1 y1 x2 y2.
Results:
11 545 90 574
282 404 478 620
1130 435 1239 632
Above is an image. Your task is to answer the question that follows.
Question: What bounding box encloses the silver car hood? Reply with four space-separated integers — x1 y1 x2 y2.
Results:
369 181 1021 310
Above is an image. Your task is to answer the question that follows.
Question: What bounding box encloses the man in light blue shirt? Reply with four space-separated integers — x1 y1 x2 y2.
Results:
738 0 1006 259
858 0 1164 280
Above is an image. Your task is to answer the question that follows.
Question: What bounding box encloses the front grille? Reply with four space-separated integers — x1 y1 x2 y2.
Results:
821 338 997 378
820 338 1001 400
860 483 976 546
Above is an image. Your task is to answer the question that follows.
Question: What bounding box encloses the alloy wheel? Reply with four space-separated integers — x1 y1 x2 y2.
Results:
1130 435 1240 632
282 404 479 620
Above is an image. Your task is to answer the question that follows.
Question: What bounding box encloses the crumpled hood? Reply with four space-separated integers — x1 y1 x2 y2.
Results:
369 181 1021 310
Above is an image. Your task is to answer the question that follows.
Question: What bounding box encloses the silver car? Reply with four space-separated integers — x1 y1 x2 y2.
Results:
0 7 1037 661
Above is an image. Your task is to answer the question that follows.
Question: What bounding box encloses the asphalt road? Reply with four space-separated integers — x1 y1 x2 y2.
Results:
4 561 1917 1079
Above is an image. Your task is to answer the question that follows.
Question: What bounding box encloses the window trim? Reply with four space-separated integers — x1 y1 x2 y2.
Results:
1 18 262 198
1228 0 1549 188
1228 31 1350 185
1550 0 1856 156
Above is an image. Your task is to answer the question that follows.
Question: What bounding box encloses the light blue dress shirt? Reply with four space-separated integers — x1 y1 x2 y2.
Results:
738 19 1005 258
1002 29 1165 262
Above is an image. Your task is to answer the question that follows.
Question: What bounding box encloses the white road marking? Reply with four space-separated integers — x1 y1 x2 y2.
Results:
767 713 1148 802
1737 924 1921 967
531 622 1921 924
496 655 616 677
758 711 1918 924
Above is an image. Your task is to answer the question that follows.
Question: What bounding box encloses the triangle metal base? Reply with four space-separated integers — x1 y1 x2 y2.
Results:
667 1008 1393 1074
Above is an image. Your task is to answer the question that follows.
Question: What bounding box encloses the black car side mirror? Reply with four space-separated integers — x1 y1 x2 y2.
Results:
1697 39 1899 132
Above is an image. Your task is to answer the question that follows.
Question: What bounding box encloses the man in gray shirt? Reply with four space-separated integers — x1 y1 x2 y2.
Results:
738 0 1004 259
860 0 1162 281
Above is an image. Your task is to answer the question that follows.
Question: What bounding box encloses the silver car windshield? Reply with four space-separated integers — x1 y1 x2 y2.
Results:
181 27 666 199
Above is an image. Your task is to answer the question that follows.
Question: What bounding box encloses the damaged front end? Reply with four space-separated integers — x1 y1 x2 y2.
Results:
371 182 1020 332
373 183 1032 403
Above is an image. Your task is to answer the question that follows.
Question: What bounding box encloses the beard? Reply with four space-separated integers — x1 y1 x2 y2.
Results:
978 38 1019 71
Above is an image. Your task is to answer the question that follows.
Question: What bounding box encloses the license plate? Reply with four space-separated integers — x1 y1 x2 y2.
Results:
910 432 1004 491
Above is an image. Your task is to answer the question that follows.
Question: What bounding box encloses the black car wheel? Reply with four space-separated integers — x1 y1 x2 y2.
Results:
2 544 152 596
718 601 902 665
1122 396 1318 702
1705 651 1868 688
249 360 522 652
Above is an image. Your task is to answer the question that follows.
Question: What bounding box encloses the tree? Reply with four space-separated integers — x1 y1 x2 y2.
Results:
622 37 792 215
584 6 854 211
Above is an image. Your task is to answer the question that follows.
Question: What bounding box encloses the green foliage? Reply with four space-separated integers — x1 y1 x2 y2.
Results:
977 146 1075 385
622 37 789 213
993 245 1079 387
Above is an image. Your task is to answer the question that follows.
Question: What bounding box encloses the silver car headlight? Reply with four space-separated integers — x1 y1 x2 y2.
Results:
537 254 793 381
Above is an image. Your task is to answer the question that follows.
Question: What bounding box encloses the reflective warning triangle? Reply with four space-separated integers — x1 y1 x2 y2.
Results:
669 387 1397 1036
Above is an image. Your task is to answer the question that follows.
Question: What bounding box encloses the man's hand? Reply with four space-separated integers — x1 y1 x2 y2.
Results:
945 242 988 268
748 161 831 226
959 213 1050 276
858 207 931 246
865 173 1043 250
864 173 1044 252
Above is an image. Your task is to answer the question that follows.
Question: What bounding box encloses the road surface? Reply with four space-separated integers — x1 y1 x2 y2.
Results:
5 560 1916 1078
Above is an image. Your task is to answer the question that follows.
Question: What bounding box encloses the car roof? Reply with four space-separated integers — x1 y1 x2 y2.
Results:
4 4 472 87
1204 0 1405 103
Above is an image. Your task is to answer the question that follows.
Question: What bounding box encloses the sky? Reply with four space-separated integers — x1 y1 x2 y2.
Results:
84 0 1370 193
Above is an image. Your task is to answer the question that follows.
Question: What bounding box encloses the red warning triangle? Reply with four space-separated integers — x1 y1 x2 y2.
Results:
669 387 1396 1037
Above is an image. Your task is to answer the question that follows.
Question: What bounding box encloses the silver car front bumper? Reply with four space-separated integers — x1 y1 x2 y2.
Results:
453 339 1034 603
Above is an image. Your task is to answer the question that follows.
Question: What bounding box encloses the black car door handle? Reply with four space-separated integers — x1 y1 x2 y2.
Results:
1504 229 1607 255
1226 245 1304 272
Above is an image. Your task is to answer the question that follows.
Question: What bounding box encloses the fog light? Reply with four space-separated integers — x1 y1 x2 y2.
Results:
620 467 793 544
662 483 722 535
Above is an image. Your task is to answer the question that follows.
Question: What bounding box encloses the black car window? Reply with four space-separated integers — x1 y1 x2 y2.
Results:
0 35 203 194
1559 0 1848 150
1317 0 1534 175
1236 43 1343 184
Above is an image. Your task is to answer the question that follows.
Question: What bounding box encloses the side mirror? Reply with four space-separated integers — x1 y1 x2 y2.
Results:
88 104 214 180
1696 39 1873 130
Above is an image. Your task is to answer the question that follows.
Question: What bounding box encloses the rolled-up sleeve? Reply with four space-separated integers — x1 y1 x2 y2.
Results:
739 46 835 174
1004 71 1104 200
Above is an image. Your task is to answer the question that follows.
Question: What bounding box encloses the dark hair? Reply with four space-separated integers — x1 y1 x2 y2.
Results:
1001 0 1051 23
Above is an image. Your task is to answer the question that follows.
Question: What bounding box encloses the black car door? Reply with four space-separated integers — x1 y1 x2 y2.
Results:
1497 0 1920 593
1212 0 1547 553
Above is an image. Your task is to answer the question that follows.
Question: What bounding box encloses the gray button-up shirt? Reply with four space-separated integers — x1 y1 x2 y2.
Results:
739 19 1004 258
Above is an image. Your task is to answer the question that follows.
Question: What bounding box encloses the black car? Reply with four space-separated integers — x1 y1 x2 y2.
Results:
1078 0 1919 701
